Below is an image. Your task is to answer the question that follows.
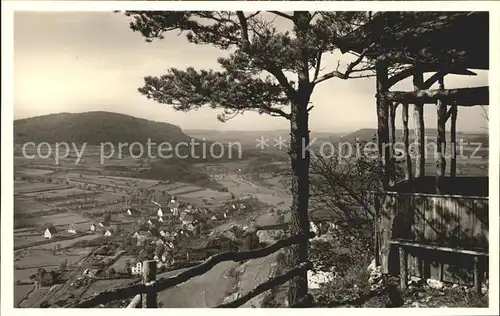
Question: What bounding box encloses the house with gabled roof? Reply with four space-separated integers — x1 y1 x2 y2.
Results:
147 218 163 228
133 226 155 245
44 227 57 239
211 213 224 221
167 198 180 216
149 227 162 238
180 212 195 226
155 238 165 246
157 207 164 218
67 224 77 235
126 208 140 216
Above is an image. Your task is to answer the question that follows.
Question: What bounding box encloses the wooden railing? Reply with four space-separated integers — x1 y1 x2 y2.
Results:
71 232 315 308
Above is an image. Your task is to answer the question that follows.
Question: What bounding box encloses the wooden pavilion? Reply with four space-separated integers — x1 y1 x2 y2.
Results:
340 12 489 293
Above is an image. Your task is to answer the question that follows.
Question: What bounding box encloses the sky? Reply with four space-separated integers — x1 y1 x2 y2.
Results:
14 11 489 133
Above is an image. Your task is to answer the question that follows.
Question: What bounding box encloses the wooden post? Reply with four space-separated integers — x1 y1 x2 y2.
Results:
436 77 447 194
389 103 397 186
376 56 391 189
402 102 412 181
417 257 424 279
473 256 482 295
413 67 425 178
399 246 408 290
374 193 380 266
439 262 444 282
450 103 458 178
142 260 157 308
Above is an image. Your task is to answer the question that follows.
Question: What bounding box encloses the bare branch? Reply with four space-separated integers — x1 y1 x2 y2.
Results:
312 51 323 82
236 11 250 49
269 11 294 21
480 105 489 121
387 67 415 88
313 44 375 85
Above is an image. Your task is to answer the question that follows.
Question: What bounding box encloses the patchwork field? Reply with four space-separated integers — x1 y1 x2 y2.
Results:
81 279 138 300
15 247 92 273
16 168 55 176
14 181 71 194
18 287 50 308
28 212 91 228
22 187 89 198
14 196 52 214
14 235 46 248
31 234 101 250
15 284 37 307
107 255 137 274
14 247 95 306
175 188 232 208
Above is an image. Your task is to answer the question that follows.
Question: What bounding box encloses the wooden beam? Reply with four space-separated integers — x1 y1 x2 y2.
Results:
388 239 489 256
402 102 412 181
126 294 142 308
385 86 489 106
376 57 391 189
436 78 447 194
450 104 458 178
413 67 425 178
422 69 476 90
386 67 476 89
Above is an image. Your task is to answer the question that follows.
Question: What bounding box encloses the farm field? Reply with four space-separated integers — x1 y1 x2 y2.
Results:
61 173 155 188
24 212 91 228
22 187 90 198
16 168 55 176
14 196 52 213
19 288 51 308
176 188 231 207
14 181 70 194
15 248 93 273
14 235 46 248
14 247 95 307
15 284 37 307
107 255 137 274
31 234 101 250
81 279 138 300
167 185 205 195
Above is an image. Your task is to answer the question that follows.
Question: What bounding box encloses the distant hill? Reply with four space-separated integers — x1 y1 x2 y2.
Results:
340 128 489 146
184 129 346 147
13 111 268 163
14 111 192 145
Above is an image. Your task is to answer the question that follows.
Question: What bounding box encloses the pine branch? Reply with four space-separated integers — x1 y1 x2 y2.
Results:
313 44 376 85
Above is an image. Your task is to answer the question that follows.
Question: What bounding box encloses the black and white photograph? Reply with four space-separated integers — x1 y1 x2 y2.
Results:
2 1 499 312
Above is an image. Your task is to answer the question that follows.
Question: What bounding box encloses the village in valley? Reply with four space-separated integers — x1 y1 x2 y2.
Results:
13 149 301 308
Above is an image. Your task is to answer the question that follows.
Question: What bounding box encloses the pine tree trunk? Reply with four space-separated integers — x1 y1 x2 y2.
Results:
287 94 311 305
287 12 312 305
